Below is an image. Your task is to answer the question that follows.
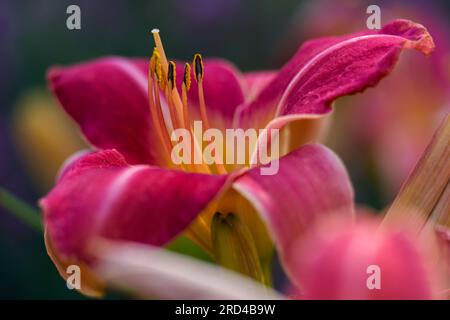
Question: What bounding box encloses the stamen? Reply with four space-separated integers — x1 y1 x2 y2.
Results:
152 31 206 172
152 74 173 142
152 48 168 91
151 29 169 73
180 63 211 173
193 53 204 82
166 61 181 129
182 63 192 130
148 57 175 167
183 62 191 91
167 61 176 90
193 54 227 174
193 53 210 130
150 31 215 174
152 29 185 124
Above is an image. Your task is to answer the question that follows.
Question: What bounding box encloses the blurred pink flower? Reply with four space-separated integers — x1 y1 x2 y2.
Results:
291 215 446 299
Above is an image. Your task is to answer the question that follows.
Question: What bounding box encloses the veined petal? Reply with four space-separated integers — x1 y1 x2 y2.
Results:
233 144 354 284
237 19 434 157
40 149 227 267
238 36 355 129
56 149 92 181
93 240 282 300
48 57 168 166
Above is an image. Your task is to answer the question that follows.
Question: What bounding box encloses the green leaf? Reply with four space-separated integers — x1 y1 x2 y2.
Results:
0 187 43 233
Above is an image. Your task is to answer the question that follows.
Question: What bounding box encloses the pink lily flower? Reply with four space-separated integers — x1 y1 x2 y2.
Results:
95 115 450 300
41 19 434 297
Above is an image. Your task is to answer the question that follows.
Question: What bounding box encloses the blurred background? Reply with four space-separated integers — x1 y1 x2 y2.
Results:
0 0 449 298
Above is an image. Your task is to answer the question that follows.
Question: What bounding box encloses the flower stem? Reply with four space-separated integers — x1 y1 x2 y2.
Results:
0 187 43 233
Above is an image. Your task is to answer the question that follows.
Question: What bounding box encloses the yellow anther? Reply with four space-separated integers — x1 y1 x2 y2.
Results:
193 53 204 82
149 57 155 77
152 48 163 85
183 63 191 90
168 61 176 90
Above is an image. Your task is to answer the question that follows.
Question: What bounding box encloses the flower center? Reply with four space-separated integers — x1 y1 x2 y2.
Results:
148 29 227 174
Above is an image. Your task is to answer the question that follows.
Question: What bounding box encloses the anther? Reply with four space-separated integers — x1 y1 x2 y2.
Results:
168 61 176 90
182 63 191 130
147 56 174 168
192 53 209 127
193 53 204 82
183 63 191 91
152 48 163 85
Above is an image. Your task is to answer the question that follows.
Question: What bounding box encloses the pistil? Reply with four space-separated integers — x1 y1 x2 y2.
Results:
152 29 185 126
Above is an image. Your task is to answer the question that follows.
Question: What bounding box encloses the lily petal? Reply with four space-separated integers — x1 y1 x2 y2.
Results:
242 71 276 102
44 230 105 297
233 144 354 285
237 19 434 157
40 149 227 263
93 240 282 300
48 57 168 166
